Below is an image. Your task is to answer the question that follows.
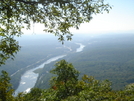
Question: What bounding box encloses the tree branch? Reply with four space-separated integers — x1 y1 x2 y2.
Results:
14 0 69 5
14 0 44 4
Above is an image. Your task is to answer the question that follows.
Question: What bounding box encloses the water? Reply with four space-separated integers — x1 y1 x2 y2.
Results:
76 43 85 52
15 43 85 95
15 55 66 95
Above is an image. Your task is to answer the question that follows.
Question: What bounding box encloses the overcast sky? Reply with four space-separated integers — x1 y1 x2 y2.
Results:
24 0 134 35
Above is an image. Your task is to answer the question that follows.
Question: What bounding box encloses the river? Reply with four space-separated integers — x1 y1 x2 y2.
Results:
76 43 85 52
15 43 85 95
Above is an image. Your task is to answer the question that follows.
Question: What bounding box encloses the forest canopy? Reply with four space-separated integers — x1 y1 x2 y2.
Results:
0 0 112 66
0 60 134 101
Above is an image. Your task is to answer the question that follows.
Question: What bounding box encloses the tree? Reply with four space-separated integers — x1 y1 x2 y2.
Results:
1 60 133 101
0 70 14 101
22 88 43 101
50 59 80 100
0 0 112 66
42 60 134 101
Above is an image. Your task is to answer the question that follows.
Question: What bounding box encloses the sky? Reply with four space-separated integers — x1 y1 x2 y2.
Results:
24 0 134 35
71 0 134 34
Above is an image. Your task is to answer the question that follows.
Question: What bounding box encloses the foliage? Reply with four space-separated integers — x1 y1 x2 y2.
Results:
0 70 14 101
0 0 112 65
26 60 134 101
65 75 113 101
22 88 43 101
50 59 80 100
67 34 134 90
33 34 134 90
0 38 70 90
0 37 20 66
0 60 134 101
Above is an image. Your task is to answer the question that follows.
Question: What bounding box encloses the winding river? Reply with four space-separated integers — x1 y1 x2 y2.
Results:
15 43 85 95
76 43 85 52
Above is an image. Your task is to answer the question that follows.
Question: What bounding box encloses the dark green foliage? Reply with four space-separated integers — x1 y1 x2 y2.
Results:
50 60 79 84
0 37 20 66
0 60 134 101
50 60 80 100
23 88 42 101
67 34 134 90
0 70 14 101
0 37 72 90
39 60 134 101
34 34 134 91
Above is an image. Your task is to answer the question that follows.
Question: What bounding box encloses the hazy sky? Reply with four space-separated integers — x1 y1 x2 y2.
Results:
71 0 134 34
24 0 134 34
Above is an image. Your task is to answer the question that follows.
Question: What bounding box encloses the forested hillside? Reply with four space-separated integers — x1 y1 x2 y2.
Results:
0 59 134 101
1 33 134 91
69 34 134 90
35 34 134 90
0 34 79 89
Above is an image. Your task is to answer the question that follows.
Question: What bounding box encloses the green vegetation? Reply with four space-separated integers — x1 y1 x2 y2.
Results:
0 71 14 101
69 34 134 90
34 34 134 90
0 0 112 99
1 34 133 91
1 0 134 100
1 60 134 101
0 37 71 90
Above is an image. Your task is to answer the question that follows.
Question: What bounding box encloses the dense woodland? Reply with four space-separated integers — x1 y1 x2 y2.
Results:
33 34 134 90
1 34 134 99
0 34 79 89
0 59 134 101
1 34 134 91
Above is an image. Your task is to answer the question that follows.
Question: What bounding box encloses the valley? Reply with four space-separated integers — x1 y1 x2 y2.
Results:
1 33 134 92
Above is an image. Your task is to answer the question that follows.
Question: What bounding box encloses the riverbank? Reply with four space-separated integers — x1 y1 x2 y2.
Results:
15 55 66 95
15 43 85 95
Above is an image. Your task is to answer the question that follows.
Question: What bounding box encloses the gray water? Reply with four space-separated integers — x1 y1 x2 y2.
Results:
15 43 85 95
15 55 66 94
76 43 85 52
